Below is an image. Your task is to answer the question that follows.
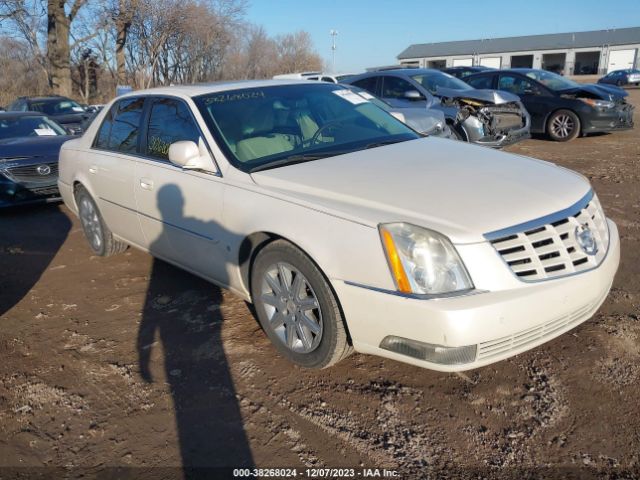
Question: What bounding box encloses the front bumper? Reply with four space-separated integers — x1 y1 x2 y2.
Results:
464 108 532 149
0 173 60 207
472 126 531 149
582 104 634 133
334 219 620 372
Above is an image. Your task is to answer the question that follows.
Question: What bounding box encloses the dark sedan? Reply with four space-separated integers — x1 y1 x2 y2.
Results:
598 69 640 87
7 96 91 135
0 112 74 207
464 68 634 141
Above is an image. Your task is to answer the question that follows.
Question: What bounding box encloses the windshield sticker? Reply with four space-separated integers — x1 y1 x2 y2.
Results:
205 91 266 104
357 91 375 100
333 89 368 105
34 128 57 136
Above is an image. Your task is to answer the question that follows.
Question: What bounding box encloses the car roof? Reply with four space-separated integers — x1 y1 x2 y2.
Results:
116 79 319 100
21 96 73 102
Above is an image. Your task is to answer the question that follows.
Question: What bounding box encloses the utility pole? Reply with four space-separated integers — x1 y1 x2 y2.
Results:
330 29 338 73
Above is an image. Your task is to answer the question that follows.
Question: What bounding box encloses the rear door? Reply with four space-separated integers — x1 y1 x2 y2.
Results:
134 96 229 284
87 97 146 247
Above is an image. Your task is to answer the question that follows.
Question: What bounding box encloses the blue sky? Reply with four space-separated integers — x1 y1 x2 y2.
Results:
246 0 640 73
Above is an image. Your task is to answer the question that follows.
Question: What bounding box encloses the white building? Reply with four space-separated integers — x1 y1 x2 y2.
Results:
398 27 640 75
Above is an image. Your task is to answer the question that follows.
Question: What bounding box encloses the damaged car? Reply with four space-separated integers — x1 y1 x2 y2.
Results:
344 68 530 148
465 68 634 142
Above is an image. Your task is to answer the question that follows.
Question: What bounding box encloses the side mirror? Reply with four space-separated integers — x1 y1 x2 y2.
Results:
403 90 424 101
168 139 216 173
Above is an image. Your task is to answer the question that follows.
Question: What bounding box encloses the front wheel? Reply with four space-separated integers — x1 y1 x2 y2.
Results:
547 109 580 142
251 240 352 369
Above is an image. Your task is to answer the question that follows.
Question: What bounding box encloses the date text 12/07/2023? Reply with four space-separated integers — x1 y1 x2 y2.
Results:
232 468 400 478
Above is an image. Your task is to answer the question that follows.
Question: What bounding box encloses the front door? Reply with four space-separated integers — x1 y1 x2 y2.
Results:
134 96 230 285
497 74 552 133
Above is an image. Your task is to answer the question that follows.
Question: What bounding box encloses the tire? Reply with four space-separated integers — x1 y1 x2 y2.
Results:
547 109 580 142
75 185 127 256
250 239 352 369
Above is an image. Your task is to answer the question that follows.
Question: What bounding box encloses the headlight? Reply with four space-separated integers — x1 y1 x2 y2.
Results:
579 98 615 109
379 223 473 295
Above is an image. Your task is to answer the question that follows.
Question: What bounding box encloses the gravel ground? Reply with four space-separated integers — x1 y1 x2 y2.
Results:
1 90 639 480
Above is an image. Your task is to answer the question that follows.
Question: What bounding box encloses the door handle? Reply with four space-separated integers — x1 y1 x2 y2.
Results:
139 178 154 190
89 165 98 174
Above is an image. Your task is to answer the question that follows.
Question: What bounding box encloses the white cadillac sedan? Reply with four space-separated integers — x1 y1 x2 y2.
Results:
58 81 620 372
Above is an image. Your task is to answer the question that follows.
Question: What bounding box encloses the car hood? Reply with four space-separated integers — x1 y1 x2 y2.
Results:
250 137 590 244
0 135 72 159
561 84 628 100
435 87 521 104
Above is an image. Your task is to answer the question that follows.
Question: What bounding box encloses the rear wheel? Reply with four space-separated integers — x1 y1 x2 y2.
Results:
75 185 127 256
251 240 352 369
547 109 580 142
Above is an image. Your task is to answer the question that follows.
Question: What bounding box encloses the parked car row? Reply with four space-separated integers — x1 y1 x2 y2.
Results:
275 66 634 148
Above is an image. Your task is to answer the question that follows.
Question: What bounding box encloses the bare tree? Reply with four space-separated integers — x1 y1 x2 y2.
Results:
275 31 323 75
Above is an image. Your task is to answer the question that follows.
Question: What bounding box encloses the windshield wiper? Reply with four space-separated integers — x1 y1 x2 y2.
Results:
248 152 342 173
364 139 407 149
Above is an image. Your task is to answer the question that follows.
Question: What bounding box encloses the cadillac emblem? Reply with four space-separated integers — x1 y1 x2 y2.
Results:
575 224 597 256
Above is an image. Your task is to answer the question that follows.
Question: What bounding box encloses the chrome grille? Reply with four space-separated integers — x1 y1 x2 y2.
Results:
487 192 609 282
3 163 58 184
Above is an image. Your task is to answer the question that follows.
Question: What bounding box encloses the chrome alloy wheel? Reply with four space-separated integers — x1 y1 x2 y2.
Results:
78 196 103 252
260 262 323 353
550 114 575 138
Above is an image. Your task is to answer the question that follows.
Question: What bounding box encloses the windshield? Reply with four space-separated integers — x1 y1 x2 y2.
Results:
411 72 474 94
523 70 579 91
29 99 85 115
195 84 419 172
0 115 67 140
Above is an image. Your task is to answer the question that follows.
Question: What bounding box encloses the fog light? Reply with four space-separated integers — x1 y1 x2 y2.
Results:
380 336 477 365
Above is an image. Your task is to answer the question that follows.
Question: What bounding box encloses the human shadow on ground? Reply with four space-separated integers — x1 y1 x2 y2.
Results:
136 184 253 476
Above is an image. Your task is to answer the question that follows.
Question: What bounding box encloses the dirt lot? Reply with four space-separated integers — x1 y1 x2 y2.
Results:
1 91 639 480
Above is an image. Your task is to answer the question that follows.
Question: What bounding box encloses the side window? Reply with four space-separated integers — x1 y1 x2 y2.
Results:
351 77 378 95
321 76 336 83
94 97 144 153
145 98 200 160
498 75 541 95
381 76 416 99
466 75 494 89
